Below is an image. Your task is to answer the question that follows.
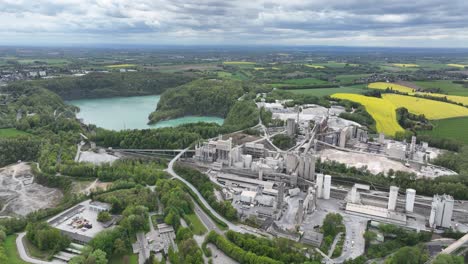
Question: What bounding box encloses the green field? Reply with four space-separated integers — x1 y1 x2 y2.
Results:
288 85 367 97
217 71 232 78
419 117 468 144
0 128 30 138
4 235 29 264
413 80 468 96
281 78 329 86
335 74 371 83
185 213 207 235
17 58 69 65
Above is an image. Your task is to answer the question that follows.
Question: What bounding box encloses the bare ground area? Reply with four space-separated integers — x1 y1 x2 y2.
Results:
318 148 415 175
0 163 62 217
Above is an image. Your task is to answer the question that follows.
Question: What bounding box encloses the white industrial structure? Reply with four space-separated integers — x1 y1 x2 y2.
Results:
323 175 331 200
405 189 416 213
286 118 296 137
429 194 454 228
387 186 399 211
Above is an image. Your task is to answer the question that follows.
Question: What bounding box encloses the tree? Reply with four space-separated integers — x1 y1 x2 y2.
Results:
113 238 127 255
433 254 464 264
387 245 428 264
89 249 107 264
97 211 112 222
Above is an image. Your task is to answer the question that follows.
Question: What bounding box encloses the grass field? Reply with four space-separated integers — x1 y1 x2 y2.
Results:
447 64 467 68
17 58 69 65
105 64 137 68
254 67 265 70
331 93 404 136
392 63 419 68
223 61 255 65
0 128 30 138
185 213 207 235
419 117 468 144
335 74 371 83
281 78 329 86
288 85 367 97
4 235 29 264
217 71 232 78
382 94 468 119
413 80 468 96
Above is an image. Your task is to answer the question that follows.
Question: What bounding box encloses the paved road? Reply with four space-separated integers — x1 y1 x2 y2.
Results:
136 232 150 264
16 232 63 264
165 148 252 234
191 197 222 234
328 232 344 258
331 217 367 263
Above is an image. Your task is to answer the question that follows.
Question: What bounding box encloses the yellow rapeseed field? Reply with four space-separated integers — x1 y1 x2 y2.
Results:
331 93 404 136
368 82 468 106
105 64 136 68
382 94 468 119
368 82 415 93
392 63 419 67
304 64 325 69
447 64 467 68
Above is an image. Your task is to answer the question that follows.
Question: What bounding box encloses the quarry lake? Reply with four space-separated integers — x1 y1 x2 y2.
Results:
68 95 224 130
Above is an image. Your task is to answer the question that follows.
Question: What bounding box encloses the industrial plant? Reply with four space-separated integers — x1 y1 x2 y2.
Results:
188 99 468 259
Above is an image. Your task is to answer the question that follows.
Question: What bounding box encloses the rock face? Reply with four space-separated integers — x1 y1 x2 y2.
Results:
0 163 62 217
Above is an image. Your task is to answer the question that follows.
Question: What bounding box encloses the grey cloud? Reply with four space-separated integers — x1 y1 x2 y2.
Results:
0 0 468 47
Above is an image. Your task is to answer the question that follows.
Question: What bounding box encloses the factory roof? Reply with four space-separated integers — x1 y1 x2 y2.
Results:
217 173 275 189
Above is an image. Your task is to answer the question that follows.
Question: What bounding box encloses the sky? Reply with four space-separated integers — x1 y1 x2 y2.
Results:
1 0 468 48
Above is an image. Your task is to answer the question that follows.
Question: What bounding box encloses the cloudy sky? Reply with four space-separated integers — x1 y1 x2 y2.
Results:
1 0 468 47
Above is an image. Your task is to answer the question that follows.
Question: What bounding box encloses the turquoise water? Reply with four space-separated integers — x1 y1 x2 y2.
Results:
68 95 224 131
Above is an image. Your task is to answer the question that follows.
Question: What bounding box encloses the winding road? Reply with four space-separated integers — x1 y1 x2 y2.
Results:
165 148 247 233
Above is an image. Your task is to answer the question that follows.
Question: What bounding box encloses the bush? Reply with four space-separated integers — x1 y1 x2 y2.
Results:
97 211 112 222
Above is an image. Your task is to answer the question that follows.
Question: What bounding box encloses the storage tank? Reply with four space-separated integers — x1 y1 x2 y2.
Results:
323 175 331 200
388 186 399 211
316 173 324 198
243 155 252 168
405 189 416 213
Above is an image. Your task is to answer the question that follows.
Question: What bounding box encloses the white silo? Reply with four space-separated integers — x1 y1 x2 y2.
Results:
387 186 399 211
316 173 324 198
323 175 331 200
405 189 416 213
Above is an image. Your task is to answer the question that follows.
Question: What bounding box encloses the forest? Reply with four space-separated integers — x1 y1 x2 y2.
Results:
148 79 245 124
33 71 195 100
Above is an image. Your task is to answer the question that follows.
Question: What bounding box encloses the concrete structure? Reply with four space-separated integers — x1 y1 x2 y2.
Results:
286 118 296 137
49 200 113 244
296 199 304 225
316 173 324 198
240 190 257 204
323 175 331 200
387 186 399 211
405 189 416 213
277 182 285 209
301 231 324 247
289 187 301 197
303 187 317 214
429 194 454 228
194 137 233 166
89 201 111 212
